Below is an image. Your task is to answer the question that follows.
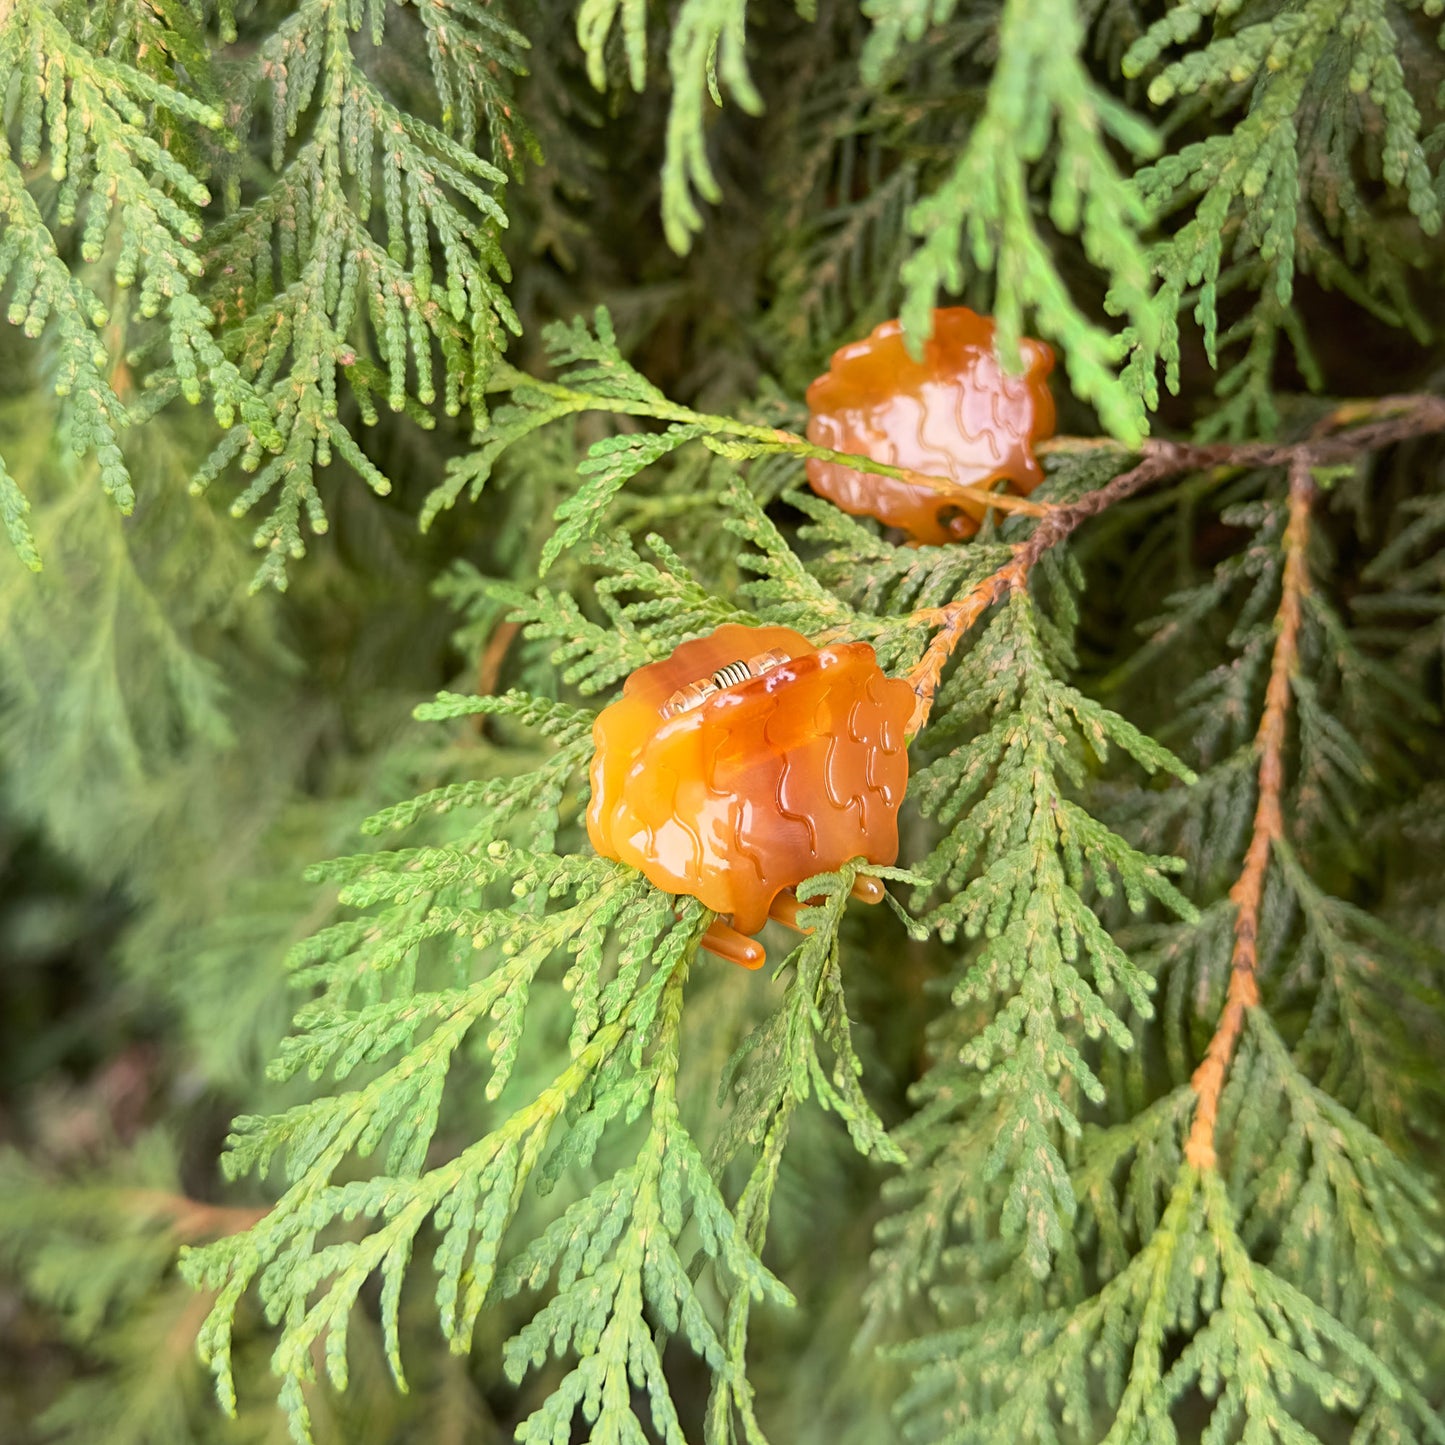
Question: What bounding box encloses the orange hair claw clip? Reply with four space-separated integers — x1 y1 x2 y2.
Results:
804 307 1056 545
586 623 914 968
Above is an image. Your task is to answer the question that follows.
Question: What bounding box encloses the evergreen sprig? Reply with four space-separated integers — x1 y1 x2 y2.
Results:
0 1134 271 1445
875 446 1445 1444
182 792 715 1438
177 665 931 1445
573 0 765 252
903 586 1196 1277
894 1139 1444 1445
0 0 267 563
5 4 1445 1444
498 959 792 1445
182 0 530 588
427 307 1048 564
1122 0 1444 433
890 0 1162 441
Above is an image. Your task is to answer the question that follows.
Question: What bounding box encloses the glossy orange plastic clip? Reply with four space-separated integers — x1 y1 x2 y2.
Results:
586 623 914 966
805 307 1056 545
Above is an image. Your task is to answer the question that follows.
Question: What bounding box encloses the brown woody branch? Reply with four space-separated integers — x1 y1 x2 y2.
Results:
905 392 1445 732
905 446 1197 730
122 1188 268 1241
1184 455 1314 1169
473 617 521 739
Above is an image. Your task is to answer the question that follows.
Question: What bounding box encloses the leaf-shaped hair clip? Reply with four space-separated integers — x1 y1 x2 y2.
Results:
805 307 1056 544
587 623 913 967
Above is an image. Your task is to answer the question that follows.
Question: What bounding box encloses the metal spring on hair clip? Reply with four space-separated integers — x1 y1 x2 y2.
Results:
662 648 791 719
711 660 753 689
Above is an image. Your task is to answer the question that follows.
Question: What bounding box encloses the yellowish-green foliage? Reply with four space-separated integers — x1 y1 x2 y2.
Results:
1 2 1444 1444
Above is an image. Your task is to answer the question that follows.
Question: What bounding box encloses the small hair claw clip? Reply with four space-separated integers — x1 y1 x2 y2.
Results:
587 623 914 967
805 307 1056 545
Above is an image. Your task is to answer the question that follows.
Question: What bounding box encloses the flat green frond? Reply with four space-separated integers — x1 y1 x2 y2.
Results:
501 961 791 1445
490 580 657 695
8 5 1445 1443
541 424 706 572
723 480 862 637
411 690 596 736
192 0 526 585
592 529 756 640
0 445 40 570
576 0 649 91
658 0 765 253
0 2 254 557
425 311 760 536
422 384 585 530
1357 485 1445 671
0 1134 272 1445
1122 0 1442 421
414 0 538 164
860 0 966 83
896 0 1160 442
795 486 1010 621
893 1145 1445 1445
904 590 1194 1276
182 826 713 1437
540 307 669 403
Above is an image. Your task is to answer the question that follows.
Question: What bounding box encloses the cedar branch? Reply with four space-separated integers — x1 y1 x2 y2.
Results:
905 447 1183 730
1184 455 1314 1169
498 370 1050 521
905 392 1445 731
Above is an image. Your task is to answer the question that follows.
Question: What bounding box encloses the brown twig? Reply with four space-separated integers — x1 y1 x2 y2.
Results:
122 1188 268 1241
904 392 1445 733
477 620 520 699
905 553 1028 734
473 618 521 739
906 447 1180 730
1184 455 1314 1169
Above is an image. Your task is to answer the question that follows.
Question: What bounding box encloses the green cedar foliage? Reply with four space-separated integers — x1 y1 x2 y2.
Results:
1 2 1444 1444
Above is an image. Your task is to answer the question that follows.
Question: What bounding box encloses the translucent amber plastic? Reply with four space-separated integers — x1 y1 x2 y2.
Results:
587 623 914 964
805 308 1056 545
